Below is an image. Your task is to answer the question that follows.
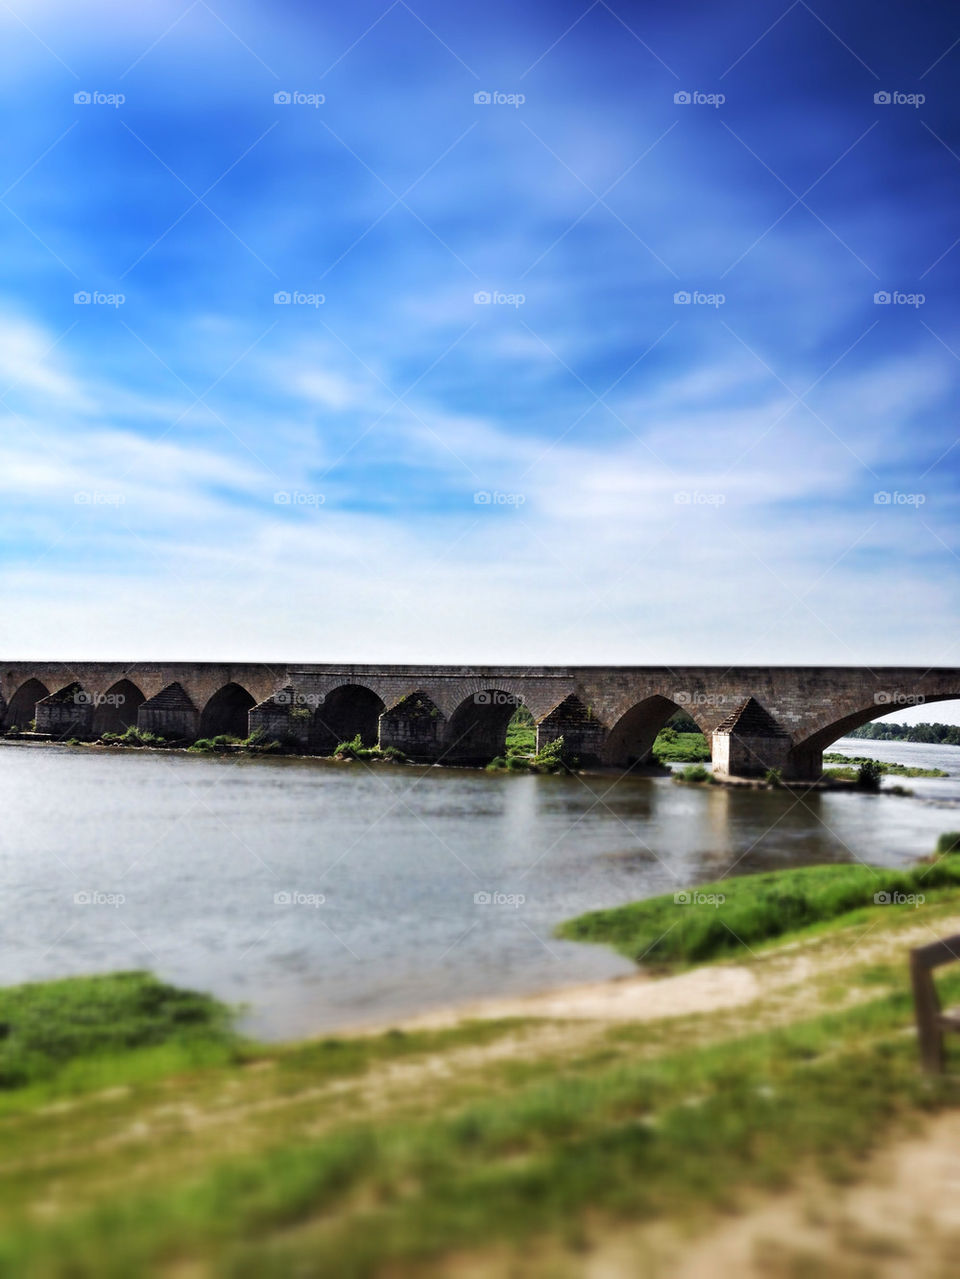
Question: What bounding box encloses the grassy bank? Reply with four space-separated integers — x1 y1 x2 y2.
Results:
557 854 960 964
6 850 960 1274
823 752 946 778
0 972 238 1102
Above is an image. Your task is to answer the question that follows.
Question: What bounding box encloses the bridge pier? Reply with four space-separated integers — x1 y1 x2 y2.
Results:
379 694 445 761
35 683 93 737
137 682 199 740
248 690 310 749
711 697 794 780
536 695 605 766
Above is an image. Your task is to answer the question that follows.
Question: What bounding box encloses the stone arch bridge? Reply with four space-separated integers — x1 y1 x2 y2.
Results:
0 662 955 781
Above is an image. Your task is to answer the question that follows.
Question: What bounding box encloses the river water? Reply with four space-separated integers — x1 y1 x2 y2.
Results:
1 737 958 1038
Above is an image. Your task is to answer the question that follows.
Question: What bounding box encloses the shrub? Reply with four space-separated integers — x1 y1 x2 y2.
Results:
856 760 883 791
937 832 960 855
677 764 711 784
531 736 572 773
101 726 169 748
764 768 783 788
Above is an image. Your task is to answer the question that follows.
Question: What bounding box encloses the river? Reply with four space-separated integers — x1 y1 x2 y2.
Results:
1 736 957 1037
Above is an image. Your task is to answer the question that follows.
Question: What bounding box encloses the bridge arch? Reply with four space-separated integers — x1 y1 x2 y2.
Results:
444 689 523 765
309 683 386 753
4 678 50 729
601 695 710 768
199 683 257 740
790 691 960 777
92 679 145 736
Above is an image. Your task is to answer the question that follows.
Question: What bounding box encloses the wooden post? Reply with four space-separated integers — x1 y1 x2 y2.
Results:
909 934 960 1074
910 949 944 1073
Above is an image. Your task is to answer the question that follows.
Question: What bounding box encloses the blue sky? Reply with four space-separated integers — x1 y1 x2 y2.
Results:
0 0 957 674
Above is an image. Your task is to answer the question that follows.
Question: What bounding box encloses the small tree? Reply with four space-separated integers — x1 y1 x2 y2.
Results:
856 759 883 791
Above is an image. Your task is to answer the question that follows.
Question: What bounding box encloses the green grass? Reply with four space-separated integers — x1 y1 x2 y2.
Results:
99 726 172 747
8 857 960 1274
187 734 244 753
332 735 406 762
0 972 235 1091
823 753 946 778
2 975 958 1277
505 705 535 755
652 729 711 764
487 735 573 774
557 855 960 965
